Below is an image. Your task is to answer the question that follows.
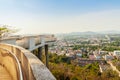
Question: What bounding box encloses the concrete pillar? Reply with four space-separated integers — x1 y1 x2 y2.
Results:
45 45 49 68
32 50 36 55
38 47 42 60
29 37 35 49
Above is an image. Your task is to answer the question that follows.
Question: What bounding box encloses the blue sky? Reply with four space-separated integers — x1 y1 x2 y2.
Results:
0 0 120 34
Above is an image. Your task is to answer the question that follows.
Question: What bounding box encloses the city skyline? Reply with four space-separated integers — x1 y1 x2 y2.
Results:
0 0 120 34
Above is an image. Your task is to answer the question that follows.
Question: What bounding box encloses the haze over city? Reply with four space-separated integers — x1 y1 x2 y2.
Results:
0 0 120 34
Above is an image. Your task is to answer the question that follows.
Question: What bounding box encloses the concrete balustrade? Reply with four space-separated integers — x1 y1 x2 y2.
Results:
1 35 56 50
0 43 56 80
0 49 18 80
0 35 56 80
34 36 41 45
0 37 17 45
16 36 39 49
16 37 29 48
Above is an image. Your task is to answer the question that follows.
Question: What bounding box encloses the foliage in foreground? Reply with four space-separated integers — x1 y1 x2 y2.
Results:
0 25 18 38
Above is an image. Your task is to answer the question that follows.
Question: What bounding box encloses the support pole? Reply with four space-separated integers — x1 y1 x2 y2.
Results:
45 44 49 68
32 50 36 55
38 47 42 60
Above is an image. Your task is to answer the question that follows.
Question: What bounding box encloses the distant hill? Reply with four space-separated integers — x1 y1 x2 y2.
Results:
98 30 120 34
56 30 120 36
70 31 98 35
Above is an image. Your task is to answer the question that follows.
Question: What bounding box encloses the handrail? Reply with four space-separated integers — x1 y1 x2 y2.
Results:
0 47 23 80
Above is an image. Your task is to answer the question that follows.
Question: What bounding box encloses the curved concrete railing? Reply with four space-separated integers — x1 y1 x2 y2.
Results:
0 48 19 80
0 35 56 52
0 47 23 80
0 43 56 80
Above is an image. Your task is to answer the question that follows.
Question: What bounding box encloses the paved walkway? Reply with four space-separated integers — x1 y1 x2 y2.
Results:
0 65 12 80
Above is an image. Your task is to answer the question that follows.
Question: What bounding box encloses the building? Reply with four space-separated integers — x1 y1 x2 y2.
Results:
99 64 111 73
94 53 102 59
113 51 120 60
113 51 120 56
76 53 82 58
104 55 114 61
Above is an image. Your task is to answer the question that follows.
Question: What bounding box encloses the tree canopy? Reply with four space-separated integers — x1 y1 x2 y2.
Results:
48 53 120 80
0 25 17 38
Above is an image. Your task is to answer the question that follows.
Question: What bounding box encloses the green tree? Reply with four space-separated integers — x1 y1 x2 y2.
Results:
49 53 120 80
0 25 18 38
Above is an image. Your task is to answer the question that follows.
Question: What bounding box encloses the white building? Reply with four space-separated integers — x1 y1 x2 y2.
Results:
113 51 120 56
104 55 114 60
